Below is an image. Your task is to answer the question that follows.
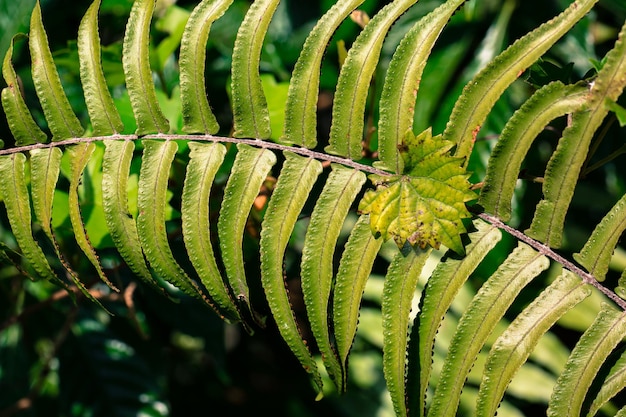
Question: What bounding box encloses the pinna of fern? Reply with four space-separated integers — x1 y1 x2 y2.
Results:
0 0 625 416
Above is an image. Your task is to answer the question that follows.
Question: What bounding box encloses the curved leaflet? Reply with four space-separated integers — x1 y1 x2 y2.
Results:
218 143 277 323
78 0 124 136
281 0 365 147
123 0 170 135
327 0 418 159
182 141 240 321
180 0 233 134
259 152 324 394
382 246 430 417
301 164 366 386
231 0 280 139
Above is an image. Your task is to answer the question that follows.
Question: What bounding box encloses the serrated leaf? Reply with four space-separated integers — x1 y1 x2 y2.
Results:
137 140 209 302
301 164 366 387
218 143 277 324
122 0 170 135
359 129 475 254
102 140 164 293
281 0 366 147
67 143 119 291
376 0 466 173
179 0 233 134
428 243 549 417
78 0 124 136
230 0 280 139
182 141 240 321
444 0 599 162
476 271 590 417
29 0 84 140
259 152 324 394
382 246 430 417
409 219 501 417
479 81 588 221
327 0 418 160
1 34 47 145
333 214 383 391
548 304 626 417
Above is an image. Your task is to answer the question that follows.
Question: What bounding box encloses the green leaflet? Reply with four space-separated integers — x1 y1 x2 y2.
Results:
31 147 104 305
1 35 47 145
218 144 277 323
137 140 208 301
182 141 240 321
29 0 84 140
588 346 626 416
180 0 233 134
123 0 170 135
281 0 365 147
475 271 590 417
333 214 383 391
410 219 500 417
527 20 626 247
78 0 124 136
382 246 430 417
67 143 119 291
359 129 475 254
230 0 280 139
444 0 599 162
376 0 466 174
428 243 549 417
102 140 164 293
0 154 60 283
479 81 588 221
259 152 324 395
327 0 418 160
548 305 626 417
301 164 366 387
574 193 626 280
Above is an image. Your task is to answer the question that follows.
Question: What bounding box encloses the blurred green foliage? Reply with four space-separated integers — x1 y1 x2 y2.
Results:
0 0 625 416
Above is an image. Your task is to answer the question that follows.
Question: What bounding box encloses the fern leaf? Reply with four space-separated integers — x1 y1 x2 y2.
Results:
359 129 475 254
78 0 124 136
259 152 324 395
281 0 365 147
179 0 233 134
479 81 588 221
548 304 626 417
301 164 366 387
444 0 599 162
123 0 170 135
1 35 47 145
588 347 626 416
182 142 240 321
476 271 591 417
382 246 431 417
377 0 466 173
333 214 383 391
30 0 84 140
528 20 626 247
428 243 549 417
102 140 164 293
410 218 501 417
327 0 418 160
218 143 276 324
67 143 119 291
0 154 62 285
231 0 280 139
574 192 626 279
136 140 207 301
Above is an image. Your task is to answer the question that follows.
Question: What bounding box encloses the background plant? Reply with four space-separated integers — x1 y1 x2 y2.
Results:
0 0 625 416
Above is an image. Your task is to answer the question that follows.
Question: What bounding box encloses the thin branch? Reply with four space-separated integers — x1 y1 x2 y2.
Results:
476 211 626 311
0 134 393 177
